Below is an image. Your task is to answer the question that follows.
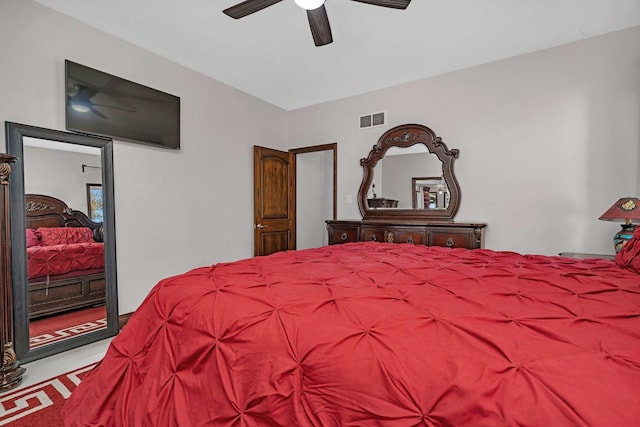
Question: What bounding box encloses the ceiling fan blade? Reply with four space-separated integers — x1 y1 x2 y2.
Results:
223 0 283 19
71 79 161 104
89 107 108 119
100 78 137 110
350 0 411 9
91 103 137 113
307 5 333 47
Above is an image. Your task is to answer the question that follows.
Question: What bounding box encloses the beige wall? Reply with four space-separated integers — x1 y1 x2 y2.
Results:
0 0 288 313
287 25 640 256
23 145 102 216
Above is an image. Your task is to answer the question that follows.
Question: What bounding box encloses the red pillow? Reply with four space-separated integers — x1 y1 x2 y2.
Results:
37 227 95 246
616 226 640 274
25 228 41 248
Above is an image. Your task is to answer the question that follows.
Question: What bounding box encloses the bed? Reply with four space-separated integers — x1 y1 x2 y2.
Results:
24 194 105 319
62 230 640 426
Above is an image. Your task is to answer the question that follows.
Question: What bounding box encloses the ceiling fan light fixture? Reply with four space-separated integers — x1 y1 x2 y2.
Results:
294 0 325 10
71 102 91 113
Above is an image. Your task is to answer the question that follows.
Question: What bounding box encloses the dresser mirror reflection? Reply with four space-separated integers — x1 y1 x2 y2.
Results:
6 122 118 363
368 145 450 210
358 123 461 222
411 176 450 210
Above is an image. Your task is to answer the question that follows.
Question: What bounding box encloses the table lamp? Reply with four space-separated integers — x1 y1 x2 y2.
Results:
599 197 640 252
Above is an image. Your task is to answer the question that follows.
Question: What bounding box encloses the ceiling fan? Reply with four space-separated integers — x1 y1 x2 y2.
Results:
67 83 138 119
223 0 412 47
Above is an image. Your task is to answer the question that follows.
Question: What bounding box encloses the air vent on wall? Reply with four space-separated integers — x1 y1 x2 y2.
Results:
359 112 386 129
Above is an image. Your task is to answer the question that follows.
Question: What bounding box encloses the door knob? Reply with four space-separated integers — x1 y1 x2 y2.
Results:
255 224 268 229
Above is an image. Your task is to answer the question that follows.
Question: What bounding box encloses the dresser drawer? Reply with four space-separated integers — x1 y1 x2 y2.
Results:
361 227 385 243
360 226 425 244
427 228 478 249
386 227 425 244
328 225 360 244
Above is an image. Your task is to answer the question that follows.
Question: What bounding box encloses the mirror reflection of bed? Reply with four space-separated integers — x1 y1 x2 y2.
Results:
24 194 107 348
22 137 107 349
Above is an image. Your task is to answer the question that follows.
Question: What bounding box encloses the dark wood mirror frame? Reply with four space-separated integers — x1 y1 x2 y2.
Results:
358 123 461 222
5 122 118 363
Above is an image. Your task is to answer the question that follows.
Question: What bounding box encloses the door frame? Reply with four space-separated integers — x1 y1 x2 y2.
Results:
290 143 337 249
254 143 337 256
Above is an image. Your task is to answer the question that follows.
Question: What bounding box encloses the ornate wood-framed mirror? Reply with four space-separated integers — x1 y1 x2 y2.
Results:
358 123 461 222
5 122 118 363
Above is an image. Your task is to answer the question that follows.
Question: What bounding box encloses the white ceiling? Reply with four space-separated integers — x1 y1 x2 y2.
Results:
34 0 640 111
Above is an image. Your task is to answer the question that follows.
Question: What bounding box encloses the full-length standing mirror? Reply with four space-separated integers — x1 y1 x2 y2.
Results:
5 122 118 363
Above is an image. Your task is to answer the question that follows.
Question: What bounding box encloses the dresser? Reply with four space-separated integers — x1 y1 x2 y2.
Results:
327 220 486 249
367 197 398 208
333 123 486 251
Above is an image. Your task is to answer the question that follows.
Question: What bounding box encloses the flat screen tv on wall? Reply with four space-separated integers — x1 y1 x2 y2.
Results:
65 60 180 150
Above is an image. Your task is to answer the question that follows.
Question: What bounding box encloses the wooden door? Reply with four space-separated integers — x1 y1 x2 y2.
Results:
254 146 294 256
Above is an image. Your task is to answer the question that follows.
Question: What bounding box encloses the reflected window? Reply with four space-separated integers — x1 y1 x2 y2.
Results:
86 183 103 222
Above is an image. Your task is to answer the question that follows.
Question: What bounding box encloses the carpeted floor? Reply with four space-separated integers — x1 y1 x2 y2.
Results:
29 306 107 349
0 363 96 426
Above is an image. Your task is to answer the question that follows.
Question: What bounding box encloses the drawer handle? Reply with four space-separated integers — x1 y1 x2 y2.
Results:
341 233 348 241
406 236 414 244
446 237 455 247
371 235 377 241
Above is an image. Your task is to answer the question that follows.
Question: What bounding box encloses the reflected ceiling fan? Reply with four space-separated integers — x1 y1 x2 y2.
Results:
67 83 138 119
223 0 412 47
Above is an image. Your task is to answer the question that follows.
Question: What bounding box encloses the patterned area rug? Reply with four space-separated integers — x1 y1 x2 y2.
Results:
30 306 106 349
0 363 96 426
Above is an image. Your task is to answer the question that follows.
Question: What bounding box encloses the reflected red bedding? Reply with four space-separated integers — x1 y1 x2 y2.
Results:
63 243 640 426
26 242 104 280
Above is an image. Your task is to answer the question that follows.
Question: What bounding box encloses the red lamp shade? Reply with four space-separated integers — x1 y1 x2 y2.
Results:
599 197 640 223
599 197 640 252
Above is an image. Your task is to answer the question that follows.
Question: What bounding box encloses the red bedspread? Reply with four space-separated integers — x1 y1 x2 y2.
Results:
63 243 640 426
27 242 105 281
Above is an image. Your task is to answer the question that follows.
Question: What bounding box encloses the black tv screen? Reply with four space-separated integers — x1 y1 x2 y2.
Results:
65 60 180 149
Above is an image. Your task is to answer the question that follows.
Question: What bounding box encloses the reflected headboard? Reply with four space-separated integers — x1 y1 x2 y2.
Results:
25 194 103 242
